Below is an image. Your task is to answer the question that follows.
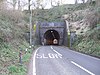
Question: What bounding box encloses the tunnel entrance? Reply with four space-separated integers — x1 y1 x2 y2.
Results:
43 30 60 45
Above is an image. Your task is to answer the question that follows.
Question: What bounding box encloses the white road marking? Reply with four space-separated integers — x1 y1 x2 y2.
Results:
36 53 62 59
48 53 62 58
42 54 48 58
51 46 62 56
36 54 43 58
33 47 41 75
48 53 57 58
71 61 95 75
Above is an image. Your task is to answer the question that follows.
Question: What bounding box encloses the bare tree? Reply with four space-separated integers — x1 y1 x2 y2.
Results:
50 0 60 7
60 0 63 5
87 0 97 6
56 0 63 6
81 0 85 3
75 0 78 4
36 0 43 9
75 0 85 4
27 0 45 10
40 2 47 10
0 0 8 9
28 0 31 12
50 0 54 7
56 1 60 6
7 0 17 10
11 0 17 10
18 0 21 10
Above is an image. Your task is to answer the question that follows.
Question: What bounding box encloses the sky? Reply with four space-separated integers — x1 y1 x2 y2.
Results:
19 0 76 9
7 0 88 10
45 0 75 9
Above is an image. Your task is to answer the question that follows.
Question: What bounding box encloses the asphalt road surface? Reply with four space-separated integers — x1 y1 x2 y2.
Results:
28 46 100 75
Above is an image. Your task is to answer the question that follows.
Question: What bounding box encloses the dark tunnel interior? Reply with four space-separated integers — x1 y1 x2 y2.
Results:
43 30 60 45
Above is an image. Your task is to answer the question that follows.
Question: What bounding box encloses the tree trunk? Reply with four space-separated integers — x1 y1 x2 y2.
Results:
51 0 53 7
18 0 21 10
82 0 85 3
75 0 78 4
28 0 31 13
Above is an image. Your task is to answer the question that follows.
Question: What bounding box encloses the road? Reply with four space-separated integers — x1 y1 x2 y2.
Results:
28 46 100 75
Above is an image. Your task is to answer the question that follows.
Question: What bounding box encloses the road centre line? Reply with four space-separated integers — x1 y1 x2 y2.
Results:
33 47 41 75
71 61 95 75
51 46 62 56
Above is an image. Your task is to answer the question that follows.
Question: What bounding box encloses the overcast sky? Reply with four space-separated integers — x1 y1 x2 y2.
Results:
45 0 75 9
21 0 77 9
7 0 88 10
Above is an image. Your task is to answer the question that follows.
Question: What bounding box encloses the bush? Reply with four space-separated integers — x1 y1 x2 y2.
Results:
73 28 100 57
8 65 27 74
8 65 18 73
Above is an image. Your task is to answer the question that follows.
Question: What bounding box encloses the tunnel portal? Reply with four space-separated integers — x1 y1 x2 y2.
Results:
35 21 68 46
43 30 60 45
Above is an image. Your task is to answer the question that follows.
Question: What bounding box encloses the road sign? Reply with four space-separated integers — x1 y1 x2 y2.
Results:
53 39 58 44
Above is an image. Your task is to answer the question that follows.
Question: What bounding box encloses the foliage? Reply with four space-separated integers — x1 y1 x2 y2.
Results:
0 9 27 43
8 65 27 75
0 2 100 75
73 28 100 57
0 40 33 75
0 7 32 75
32 4 88 22
97 24 100 27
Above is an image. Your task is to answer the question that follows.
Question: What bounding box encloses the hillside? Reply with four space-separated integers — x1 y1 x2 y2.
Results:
0 9 34 75
0 2 100 75
33 3 100 57
33 4 89 22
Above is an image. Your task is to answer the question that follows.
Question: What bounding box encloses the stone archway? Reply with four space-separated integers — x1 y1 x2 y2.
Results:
43 30 60 45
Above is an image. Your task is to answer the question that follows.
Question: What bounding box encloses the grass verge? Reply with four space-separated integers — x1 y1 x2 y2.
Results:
0 40 39 75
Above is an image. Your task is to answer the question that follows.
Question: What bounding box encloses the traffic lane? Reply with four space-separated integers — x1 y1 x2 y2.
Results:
35 46 90 75
52 46 100 75
53 46 100 75
36 46 62 59
36 46 62 75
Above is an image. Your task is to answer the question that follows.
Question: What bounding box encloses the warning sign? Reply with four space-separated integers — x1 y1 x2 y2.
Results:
53 39 58 44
